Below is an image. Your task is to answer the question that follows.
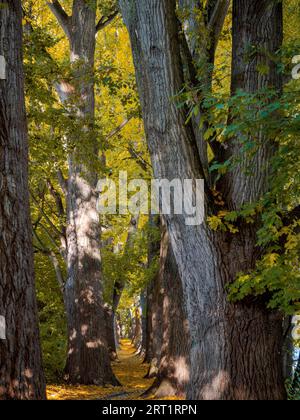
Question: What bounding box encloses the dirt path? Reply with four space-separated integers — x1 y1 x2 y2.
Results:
47 340 153 400
109 340 153 399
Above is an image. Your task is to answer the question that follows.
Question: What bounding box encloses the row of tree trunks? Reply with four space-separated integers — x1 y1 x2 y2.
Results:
132 306 142 350
49 0 117 385
142 215 160 364
144 224 191 398
0 0 46 399
111 216 139 358
119 0 286 399
140 290 148 357
144 237 164 378
142 281 154 365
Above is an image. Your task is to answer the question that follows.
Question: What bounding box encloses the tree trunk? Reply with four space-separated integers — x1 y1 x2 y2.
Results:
145 226 191 398
0 0 46 399
140 290 147 357
110 216 139 357
144 219 167 379
50 0 118 385
144 271 164 379
143 214 161 365
132 305 142 350
143 281 154 364
104 305 118 360
119 0 286 399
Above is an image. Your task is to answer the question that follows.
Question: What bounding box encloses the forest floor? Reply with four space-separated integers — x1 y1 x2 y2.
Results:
47 340 155 400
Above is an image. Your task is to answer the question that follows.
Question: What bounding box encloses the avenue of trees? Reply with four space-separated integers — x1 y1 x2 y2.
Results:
0 0 299 400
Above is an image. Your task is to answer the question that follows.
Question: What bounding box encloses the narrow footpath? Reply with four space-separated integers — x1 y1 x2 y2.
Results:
47 340 154 400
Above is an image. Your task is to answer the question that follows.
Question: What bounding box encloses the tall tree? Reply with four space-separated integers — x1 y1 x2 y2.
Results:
48 0 119 385
0 0 46 399
119 0 286 399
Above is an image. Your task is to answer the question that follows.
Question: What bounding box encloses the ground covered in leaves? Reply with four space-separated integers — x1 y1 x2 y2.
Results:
47 340 155 400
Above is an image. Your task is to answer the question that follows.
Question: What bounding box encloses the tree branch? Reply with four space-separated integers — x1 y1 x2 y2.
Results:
179 29 198 88
47 1 71 40
178 0 230 182
57 168 68 195
207 0 230 54
33 230 65 292
47 179 65 218
30 191 64 239
47 179 67 242
106 116 133 141
96 10 119 33
127 145 151 172
38 221 67 260
112 216 139 312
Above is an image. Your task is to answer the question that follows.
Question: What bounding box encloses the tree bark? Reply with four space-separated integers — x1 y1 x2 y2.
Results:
221 0 283 207
0 0 46 399
50 0 118 385
144 270 164 379
132 305 142 350
145 226 191 398
119 0 286 399
143 214 160 365
104 304 118 360
143 282 153 364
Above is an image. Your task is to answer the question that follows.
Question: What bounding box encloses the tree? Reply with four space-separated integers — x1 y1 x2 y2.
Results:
143 218 164 379
0 0 46 399
119 0 287 399
23 0 144 380
145 223 190 398
47 0 119 385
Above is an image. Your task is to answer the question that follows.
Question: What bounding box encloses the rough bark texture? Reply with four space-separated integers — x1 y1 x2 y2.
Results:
144 271 164 379
132 305 142 350
0 0 46 399
143 215 164 378
50 0 117 385
221 0 283 208
145 226 190 398
143 214 160 364
143 282 153 364
119 0 286 399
